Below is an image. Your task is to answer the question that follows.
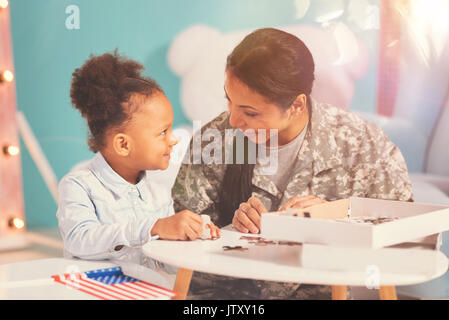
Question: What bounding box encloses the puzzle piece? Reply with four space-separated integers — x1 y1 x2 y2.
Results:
200 214 221 240
280 207 312 218
278 241 301 246
336 216 399 225
239 236 301 246
239 236 264 241
254 240 276 246
222 246 248 252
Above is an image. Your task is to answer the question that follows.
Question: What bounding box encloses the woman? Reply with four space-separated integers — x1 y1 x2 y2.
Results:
172 28 412 299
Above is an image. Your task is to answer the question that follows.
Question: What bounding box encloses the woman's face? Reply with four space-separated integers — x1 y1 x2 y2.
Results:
224 70 295 146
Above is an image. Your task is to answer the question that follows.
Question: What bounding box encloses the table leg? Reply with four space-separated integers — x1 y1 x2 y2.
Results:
172 268 193 300
331 285 347 300
378 286 397 300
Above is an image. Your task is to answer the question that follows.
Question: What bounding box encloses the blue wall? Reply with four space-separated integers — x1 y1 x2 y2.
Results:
10 0 378 228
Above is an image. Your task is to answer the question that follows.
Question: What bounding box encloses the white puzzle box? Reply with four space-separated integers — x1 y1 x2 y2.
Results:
261 197 449 250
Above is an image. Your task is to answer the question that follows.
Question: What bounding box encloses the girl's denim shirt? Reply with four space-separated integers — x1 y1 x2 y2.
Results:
56 152 174 264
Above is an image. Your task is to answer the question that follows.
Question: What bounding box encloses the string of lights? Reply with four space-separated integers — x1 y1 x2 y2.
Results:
1 0 26 237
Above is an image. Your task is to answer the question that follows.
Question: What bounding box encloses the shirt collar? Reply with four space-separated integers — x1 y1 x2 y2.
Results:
91 152 149 201
252 120 309 198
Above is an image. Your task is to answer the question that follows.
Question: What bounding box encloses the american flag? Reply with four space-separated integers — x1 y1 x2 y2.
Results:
52 267 177 300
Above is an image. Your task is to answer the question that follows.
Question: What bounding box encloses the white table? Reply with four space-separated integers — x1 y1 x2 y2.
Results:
142 227 449 300
0 258 172 299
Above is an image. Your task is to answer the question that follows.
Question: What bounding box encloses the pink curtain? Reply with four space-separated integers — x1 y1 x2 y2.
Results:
377 0 405 117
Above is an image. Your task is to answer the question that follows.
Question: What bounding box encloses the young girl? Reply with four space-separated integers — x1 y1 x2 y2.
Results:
57 51 220 266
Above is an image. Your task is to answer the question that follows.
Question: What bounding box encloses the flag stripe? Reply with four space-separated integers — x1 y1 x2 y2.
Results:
77 278 125 300
116 282 159 298
139 280 176 295
52 267 176 300
56 275 133 300
107 283 149 299
126 281 166 297
52 277 112 300
79 277 137 300
131 281 175 297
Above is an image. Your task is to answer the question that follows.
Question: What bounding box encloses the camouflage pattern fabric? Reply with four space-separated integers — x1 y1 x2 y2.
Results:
188 273 333 300
172 100 413 299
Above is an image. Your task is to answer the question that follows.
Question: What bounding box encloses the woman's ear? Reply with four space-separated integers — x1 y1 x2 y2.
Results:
112 133 132 156
289 94 307 117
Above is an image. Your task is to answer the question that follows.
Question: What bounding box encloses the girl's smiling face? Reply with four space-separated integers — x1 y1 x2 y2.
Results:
123 92 178 171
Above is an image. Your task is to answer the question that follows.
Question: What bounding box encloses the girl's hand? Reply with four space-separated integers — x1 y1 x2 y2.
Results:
232 196 267 234
279 195 327 212
151 210 203 241
205 221 222 239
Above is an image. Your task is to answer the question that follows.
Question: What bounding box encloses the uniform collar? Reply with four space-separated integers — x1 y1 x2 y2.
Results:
91 152 149 201
298 99 343 175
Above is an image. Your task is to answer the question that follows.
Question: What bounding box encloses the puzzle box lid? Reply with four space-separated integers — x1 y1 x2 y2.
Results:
260 197 449 249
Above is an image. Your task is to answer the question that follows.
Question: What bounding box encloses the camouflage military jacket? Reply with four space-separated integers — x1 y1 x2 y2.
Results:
171 100 413 299
173 100 413 219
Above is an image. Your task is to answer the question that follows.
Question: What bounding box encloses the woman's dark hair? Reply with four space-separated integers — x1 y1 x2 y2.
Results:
70 49 162 153
217 28 315 226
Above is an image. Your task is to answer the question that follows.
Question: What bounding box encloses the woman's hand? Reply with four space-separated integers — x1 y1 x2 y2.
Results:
279 195 327 212
232 196 267 234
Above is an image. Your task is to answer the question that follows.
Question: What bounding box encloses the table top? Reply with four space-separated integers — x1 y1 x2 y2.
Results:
142 227 449 286
0 258 172 299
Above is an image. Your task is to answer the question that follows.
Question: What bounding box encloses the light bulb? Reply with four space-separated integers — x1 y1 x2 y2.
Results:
8 217 25 230
0 0 8 9
3 145 20 156
1 70 14 83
